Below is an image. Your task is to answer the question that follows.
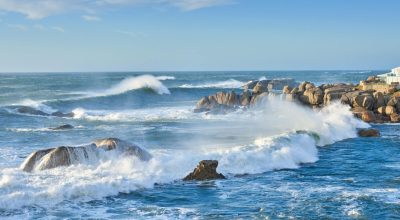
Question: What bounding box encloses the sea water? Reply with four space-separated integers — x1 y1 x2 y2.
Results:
0 71 399 219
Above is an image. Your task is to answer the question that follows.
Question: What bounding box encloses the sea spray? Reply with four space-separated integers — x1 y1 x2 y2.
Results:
179 79 244 89
0 96 369 209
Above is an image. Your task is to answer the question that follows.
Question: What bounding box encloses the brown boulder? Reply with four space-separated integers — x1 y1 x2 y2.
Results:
357 128 380 137
377 106 396 116
253 80 269 94
183 160 225 181
240 90 252 106
373 92 385 110
390 113 400 123
361 111 376 123
283 85 291 94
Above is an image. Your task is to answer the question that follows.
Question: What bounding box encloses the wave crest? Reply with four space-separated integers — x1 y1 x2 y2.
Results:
179 79 244 89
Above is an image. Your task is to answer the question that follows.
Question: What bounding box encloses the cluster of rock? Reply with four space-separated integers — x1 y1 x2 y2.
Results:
282 80 400 123
194 78 297 113
194 75 400 123
17 106 74 118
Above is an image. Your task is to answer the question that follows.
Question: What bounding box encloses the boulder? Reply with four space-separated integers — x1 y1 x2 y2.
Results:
17 106 49 116
252 80 269 94
352 94 375 110
301 87 323 105
377 106 396 116
21 138 151 172
50 124 74 130
357 128 380 137
242 80 259 90
282 85 291 94
250 92 269 106
373 92 385 110
298 82 310 92
183 160 225 181
361 111 376 123
51 111 74 118
390 113 400 123
239 90 252 106
323 84 354 105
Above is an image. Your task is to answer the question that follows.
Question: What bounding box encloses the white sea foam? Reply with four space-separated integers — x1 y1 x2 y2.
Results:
13 99 56 113
86 75 170 97
179 79 244 89
156 75 176 80
72 106 195 122
0 97 369 209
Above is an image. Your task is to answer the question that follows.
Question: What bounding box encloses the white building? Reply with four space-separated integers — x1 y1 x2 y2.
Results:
378 67 400 85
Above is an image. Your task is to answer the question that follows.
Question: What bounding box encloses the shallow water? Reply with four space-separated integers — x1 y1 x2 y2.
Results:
1 70 400 219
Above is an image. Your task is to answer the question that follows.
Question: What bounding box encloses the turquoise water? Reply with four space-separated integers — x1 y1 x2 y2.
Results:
1 71 400 219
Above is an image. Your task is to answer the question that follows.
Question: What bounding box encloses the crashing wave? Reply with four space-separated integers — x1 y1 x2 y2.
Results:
156 75 175 80
179 79 244 89
97 75 170 96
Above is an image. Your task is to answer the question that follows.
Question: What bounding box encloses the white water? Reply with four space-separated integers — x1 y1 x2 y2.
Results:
156 75 176 80
0 97 369 209
179 79 244 89
87 75 170 97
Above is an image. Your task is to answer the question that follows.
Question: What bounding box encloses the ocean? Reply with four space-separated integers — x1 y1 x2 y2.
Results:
1 71 399 219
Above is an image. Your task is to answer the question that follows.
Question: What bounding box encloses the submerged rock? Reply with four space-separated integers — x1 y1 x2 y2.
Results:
21 138 151 172
50 124 74 130
357 128 380 137
16 106 74 118
183 160 225 181
17 106 49 116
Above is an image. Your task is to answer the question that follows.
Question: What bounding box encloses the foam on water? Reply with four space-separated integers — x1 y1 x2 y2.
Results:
179 79 244 89
155 75 176 80
0 97 369 209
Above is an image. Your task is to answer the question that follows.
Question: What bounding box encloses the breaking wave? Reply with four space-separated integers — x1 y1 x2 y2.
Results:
0 97 369 209
97 75 170 96
179 79 244 89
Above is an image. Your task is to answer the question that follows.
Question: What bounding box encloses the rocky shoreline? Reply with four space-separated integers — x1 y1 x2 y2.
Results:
194 76 400 124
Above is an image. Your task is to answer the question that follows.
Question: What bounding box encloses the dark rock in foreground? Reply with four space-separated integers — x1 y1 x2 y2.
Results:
357 128 380 137
50 124 74 130
183 160 225 181
21 138 152 172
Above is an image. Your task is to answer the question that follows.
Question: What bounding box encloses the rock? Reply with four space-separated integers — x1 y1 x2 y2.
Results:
373 92 385 110
21 138 152 172
283 85 291 94
366 76 377 82
252 80 269 94
390 113 400 123
301 87 323 105
352 94 375 110
51 111 74 118
386 97 400 112
242 80 259 90
361 111 376 122
268 79 297 90
50 124 74 130
196 96 210 109
357 128 380 137
183 160 225 181
323 84 354 105
17 106 49 116
377 106 396 116
239 90 252 106
341 91 362 106
250 92 269 106
298 82 310 92
225 91 239 106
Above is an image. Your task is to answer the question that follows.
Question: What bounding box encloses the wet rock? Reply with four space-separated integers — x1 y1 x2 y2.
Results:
51 111 74 118
17 106 49 116
21 138 152 172
373 92 385 110
250 92 269 106
282 85 291 94
183 160 225 181
252 80 269 94
377 106 396 116
390 113 400 123
361 111 376 123
357 128 380 137
50 124 74 130
242 80 259 90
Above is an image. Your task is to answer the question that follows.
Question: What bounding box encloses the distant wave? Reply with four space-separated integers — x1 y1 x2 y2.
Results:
95 75 170 96
155 75 175 80
11 99 56 114
179 79 244 89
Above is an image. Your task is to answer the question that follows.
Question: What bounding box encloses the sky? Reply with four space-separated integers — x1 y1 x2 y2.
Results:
0 0 399 72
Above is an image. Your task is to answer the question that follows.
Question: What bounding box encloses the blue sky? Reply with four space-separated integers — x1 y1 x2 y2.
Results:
0 0 399 72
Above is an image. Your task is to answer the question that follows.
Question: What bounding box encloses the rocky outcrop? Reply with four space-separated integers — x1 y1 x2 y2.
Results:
50 124 74 130
357 128 380 137
183 160 225 181
17 106 74 118
21 138 151 172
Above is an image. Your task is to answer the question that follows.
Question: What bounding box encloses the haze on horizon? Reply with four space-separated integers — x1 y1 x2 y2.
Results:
0 0 399 73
